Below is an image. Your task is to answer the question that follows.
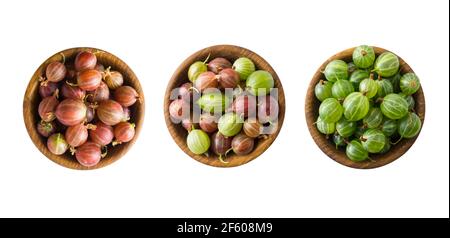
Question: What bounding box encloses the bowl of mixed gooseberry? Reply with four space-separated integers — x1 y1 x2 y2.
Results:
165 45 285 167
23 47 144 170
306 46 425 169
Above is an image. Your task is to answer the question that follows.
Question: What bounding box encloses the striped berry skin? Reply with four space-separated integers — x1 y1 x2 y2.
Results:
74 51 97 72
380 94 408 120
315 80 333 102
343 92 370 121
55 99 87 126
359 76 378 98
89 122 114 146
47 133 69 155
232 57 255 81
376 78 394 98
399 93 415 111
38 95 59 122
75 142 102 167
217 68 239 89
336 118 357 138
361 129 386 153
231 133 254 156
65 123 89 148
373 52 399 77
400 73 420 95
363 108 383 129
97 100 124 126
193 72 218 92
87 81 110 103
349 70 369 90
46 62 67 83
380 118 398 137
104 70 124 90
324 60 348 82
316 116 335 135
187 129 210 155
208 57 232 74
210 132 232 156
243 120 261 138
218 113 243 137
352 45 376 69
331 79 354 100
114 86 139 107
319 98 343 123
61 83 86 100
398 112 422 139
314 80 333 102
246 70 274 96
346 140 368 162
114 122 136 144
77 69 102 91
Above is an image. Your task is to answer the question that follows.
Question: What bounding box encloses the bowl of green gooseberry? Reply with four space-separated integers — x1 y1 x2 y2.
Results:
164 45 285 167
305 46 425 169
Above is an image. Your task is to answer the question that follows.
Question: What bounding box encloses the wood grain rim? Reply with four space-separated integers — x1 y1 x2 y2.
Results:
305 46 425 169
164 45 285 167
23 47 145 170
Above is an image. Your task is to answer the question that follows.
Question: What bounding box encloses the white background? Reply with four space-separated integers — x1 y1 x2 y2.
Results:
0 0 448 218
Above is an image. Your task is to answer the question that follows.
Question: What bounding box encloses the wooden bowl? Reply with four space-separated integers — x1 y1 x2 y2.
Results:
23 47 144 170
164 45 285 167
305 46 425 169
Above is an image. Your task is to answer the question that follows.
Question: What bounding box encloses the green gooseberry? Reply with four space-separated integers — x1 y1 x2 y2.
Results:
363 107 383 129
319 98 343 123
336 118 357 138
187 129 210 154
197 92 231 113
346 140 369 162
188 60 208 82
331 79 354 100
324 60 348 82
360 128 386 153
376 77 394 98
400 73 420 95
359 74 378 98
380 94 408 119
316 116 335 135
373 52 399 77
218 112 243 137
380 118 398 137
349 70 369 90
398 112 422 139
315 80 333 102
352 45 376 69
233 57 255 81
343 92 370 121
246 70 274 96
399 93 415 111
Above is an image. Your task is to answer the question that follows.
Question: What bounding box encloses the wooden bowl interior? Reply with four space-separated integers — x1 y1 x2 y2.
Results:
164 45 285 167
305 46 425 169
23 47 144 170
